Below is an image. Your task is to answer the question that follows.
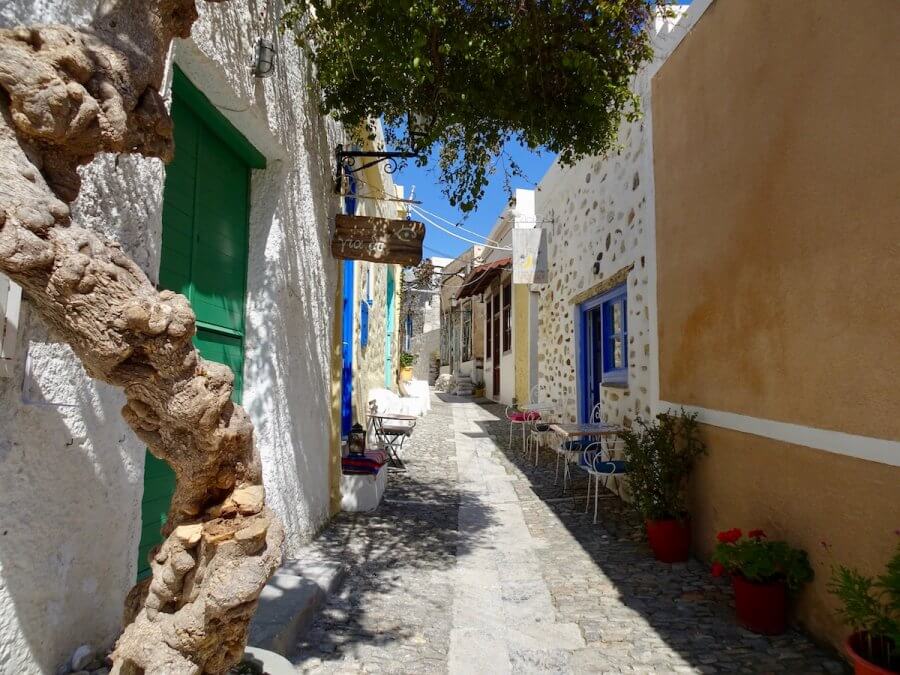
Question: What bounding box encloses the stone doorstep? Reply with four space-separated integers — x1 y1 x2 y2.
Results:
248 558 347 658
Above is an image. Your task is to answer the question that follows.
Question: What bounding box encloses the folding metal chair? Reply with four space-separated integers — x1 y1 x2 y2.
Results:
368 400 417 469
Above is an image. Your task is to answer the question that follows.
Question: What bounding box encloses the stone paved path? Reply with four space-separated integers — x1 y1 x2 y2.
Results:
294 394 846 674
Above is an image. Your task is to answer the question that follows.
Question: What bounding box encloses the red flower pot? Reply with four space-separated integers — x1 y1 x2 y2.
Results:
731 574 787 635
645 518 691 563
846 632 899 675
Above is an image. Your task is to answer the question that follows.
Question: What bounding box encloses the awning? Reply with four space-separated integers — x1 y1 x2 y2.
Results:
455 257 511 300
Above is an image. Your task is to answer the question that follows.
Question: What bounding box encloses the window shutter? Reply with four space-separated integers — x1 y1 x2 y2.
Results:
360 299 369 347
0 272 23 378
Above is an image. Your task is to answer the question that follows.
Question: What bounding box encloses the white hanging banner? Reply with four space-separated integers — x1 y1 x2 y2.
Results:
512 228 547 285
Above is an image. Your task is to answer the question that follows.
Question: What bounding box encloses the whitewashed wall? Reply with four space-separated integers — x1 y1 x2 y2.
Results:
410 329 440 381
0 2 345 672
535 9 692 426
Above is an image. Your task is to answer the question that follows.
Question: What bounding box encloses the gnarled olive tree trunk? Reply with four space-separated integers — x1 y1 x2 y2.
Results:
0 1 284 672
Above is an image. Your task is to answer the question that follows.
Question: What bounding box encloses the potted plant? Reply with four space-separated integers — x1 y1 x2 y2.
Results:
619 410 706 563
398 352 417 381
711 529 814 635
829 543 899 674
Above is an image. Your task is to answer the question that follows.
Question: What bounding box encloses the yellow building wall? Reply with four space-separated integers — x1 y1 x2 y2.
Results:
328 263 344 515
652 0 900 649
513 284 531 404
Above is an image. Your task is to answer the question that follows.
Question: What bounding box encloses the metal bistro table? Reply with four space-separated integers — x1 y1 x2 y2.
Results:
369 412 418 469
548 422 624 492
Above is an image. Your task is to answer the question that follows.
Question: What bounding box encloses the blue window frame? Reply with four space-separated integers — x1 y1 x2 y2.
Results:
600 286 628 384
360 299 369 347
577 283 628 421
340 260 354 436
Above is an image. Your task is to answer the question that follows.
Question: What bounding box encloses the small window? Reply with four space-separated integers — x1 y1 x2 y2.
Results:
461 308 472 361
360 299 369 347
485 295 492 357
502 283 512 352
404 314 413 351
601 285 627 384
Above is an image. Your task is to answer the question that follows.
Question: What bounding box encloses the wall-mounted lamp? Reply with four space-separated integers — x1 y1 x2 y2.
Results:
407 111 437 149
252 38 277 78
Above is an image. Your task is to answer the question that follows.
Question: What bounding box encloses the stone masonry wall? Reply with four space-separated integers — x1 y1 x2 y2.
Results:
535 10 691 428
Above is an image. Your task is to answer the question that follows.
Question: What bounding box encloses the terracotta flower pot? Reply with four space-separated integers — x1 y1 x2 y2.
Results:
846 632 899 675
731 574 787 635
399 366 414 382
645 518 691 563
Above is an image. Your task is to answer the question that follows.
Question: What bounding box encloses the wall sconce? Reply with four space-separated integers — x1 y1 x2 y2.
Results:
252 38 277 78
407 111 437 149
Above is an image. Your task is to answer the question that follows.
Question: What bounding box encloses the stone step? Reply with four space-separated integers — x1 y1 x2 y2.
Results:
248 557 346 657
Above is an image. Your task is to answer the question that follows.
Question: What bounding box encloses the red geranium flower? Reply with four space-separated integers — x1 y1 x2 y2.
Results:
716 528 742 544
748 529 767 540
711 562 725 577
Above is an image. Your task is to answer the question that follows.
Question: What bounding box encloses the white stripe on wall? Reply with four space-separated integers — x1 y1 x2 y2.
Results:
657 401 900 468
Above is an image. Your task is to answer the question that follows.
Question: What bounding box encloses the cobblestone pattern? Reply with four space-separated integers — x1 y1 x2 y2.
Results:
294 396 847 674
295 396 460 674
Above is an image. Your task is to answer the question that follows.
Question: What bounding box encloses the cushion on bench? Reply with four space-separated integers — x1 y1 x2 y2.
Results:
509 411 541 422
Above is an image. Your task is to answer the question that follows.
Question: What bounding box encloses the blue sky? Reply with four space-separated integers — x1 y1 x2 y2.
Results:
394 146 557 260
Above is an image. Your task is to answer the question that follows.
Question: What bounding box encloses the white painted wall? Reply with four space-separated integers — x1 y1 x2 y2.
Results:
0 2 346 672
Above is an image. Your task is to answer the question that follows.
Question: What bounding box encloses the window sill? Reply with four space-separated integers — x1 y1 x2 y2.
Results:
601 380 628 390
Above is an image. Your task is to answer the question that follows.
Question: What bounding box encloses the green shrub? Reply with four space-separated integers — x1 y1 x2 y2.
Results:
829 543 900 669
618 409 706 521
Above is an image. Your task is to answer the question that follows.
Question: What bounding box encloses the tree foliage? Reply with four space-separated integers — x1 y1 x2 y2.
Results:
283 0 661 211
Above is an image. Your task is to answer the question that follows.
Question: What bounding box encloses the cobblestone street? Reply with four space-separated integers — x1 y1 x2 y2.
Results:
293 394 846 674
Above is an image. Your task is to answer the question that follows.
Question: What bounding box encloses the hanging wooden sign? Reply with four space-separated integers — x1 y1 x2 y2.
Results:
331 215 425 266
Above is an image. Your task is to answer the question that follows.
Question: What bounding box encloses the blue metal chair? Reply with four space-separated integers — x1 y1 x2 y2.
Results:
578 441 628 523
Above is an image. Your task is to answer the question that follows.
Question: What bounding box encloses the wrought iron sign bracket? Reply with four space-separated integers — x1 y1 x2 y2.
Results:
334 143 421 194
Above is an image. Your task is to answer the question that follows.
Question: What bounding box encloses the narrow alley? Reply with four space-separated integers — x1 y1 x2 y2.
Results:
294 395 844 674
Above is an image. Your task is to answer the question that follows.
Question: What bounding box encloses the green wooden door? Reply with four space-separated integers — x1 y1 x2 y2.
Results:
137 70 257 579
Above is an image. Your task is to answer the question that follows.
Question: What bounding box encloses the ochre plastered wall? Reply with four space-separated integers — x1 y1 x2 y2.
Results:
687 427 900 647
514 284 531 404
329 264 344 515
653 0 900 649
653 0 900 439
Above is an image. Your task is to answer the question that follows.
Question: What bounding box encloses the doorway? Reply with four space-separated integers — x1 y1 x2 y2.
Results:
492 293 501 395
578 283 628 423
137 67 263 579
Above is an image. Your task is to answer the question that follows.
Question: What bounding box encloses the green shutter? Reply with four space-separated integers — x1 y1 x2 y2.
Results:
137 73 253 579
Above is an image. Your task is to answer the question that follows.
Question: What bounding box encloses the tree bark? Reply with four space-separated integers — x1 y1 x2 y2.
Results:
0 1 284 673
